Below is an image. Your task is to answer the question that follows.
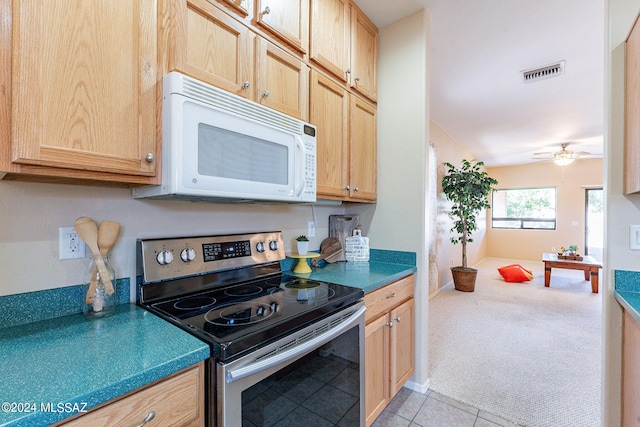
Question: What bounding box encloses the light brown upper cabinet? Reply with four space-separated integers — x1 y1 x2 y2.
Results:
254 0 309 55
310 70 376 202
162 0 307 119
161 0 254 99
309 0 350 83
350 5 378 102
349 94 377 201
216 0 250 18
310 70 349 198
256 38 309 120
310 0 378 103
1 0 158 185
625 12 640 194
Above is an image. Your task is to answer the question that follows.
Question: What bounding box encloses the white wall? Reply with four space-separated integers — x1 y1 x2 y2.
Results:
0 180 345 298
485 159 603 261
350 9 431 392
605 1 640 425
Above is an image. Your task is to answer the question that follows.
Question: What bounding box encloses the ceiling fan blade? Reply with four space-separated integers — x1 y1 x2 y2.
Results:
532 151 552 157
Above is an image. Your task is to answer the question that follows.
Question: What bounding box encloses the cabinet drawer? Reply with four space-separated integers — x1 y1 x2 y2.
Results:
59 363 203 427
364 275 414 323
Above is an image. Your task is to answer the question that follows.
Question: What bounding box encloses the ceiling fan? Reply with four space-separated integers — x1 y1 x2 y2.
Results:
532 143 592 166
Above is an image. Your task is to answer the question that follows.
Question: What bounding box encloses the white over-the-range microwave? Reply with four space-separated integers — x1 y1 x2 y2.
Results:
133 72 316 203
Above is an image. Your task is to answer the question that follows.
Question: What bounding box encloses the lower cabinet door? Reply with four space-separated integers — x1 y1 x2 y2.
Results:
365 314 390 427
390 298 415 397
59 363 203 427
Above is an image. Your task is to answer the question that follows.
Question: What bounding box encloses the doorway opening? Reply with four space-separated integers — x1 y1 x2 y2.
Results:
585 187 603 262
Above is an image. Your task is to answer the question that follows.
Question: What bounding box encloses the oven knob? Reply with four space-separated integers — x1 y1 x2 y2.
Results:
270 302 280 313
269 240 278 251
180 248 196 263
256 242 266 253
256 306 265 317
156 250 174 266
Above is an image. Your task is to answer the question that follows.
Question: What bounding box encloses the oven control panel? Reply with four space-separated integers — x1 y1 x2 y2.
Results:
138 231 285 283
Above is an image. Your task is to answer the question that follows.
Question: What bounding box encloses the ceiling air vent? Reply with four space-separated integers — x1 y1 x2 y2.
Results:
521 61 565 83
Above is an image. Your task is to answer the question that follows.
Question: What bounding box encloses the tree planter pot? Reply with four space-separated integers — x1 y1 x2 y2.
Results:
451 267 478 292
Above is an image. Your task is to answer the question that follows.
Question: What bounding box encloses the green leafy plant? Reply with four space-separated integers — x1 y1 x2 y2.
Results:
442 159 498 268
296 235 309 242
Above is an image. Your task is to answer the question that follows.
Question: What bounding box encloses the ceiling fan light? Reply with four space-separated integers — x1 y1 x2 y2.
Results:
553 157 575 166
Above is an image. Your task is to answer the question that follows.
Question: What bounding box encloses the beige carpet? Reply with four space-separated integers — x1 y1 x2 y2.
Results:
428 258 602 427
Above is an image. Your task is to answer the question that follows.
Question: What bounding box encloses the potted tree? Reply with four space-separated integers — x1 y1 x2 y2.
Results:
442 159 498 292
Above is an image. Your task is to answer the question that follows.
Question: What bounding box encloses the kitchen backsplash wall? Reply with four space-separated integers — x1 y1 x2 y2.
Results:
0 181 347 299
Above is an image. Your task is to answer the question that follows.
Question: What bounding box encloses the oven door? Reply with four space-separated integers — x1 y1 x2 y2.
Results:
217 301 365 427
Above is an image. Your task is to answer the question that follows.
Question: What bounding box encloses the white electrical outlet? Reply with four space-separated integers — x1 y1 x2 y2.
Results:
308 221 316 238
631 225 640 250
59 227 86 260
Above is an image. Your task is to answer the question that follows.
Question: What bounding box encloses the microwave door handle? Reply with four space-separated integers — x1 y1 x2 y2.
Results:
294 136 305 197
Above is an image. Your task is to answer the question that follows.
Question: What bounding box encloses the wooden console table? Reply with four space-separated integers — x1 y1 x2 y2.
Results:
542 253 602 293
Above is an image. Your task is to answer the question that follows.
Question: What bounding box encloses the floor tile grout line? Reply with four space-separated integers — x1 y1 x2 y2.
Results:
383 389 518 427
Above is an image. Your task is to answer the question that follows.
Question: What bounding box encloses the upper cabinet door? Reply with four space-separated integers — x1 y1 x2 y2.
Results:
310 70 349 198
350 5 377 102
170 0 254 99
625 13 640 194
256 38 309 120
309 0 350 82
254 0 309 54
11 0 157 178
216 0 249 17
349 94 376 201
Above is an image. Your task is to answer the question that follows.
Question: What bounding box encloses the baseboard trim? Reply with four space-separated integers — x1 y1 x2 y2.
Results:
430 281 453 299
403 378 430 394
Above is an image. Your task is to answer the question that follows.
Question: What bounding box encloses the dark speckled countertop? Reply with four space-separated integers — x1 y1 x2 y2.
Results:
288 261 416 293
284 248 417 293
0 303 209 427
614 270 640 324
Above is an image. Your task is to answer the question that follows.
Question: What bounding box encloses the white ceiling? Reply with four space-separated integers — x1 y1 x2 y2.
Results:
353 0 605 167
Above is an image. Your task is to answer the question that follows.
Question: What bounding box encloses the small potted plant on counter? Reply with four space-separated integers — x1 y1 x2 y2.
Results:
442 159 498 292
296 235 309 255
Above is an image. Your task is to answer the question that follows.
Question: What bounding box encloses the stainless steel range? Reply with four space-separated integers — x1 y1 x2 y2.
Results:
137 231 365 427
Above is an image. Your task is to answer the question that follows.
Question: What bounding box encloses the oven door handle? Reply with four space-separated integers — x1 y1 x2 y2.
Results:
226 305 366 383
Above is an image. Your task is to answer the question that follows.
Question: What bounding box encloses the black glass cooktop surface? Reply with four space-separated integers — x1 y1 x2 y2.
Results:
149 274 363 361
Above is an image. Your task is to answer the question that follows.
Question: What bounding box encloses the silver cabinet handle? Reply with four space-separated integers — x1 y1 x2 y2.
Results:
145 153 154 163
354 186 359 192
386 292 396 299
242 81 250 89
346 68 351 74
386 322 394 328
345 185 350 191
136 411 155 427
354 76 361 82
394 316 402 323
263 6 270 14
262 90 270 98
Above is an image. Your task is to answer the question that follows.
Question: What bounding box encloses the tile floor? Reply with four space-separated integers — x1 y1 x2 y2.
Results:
240 352 520 427
372 388 521 427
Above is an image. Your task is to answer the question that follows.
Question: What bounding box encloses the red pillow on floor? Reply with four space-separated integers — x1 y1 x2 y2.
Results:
497 264 533 282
